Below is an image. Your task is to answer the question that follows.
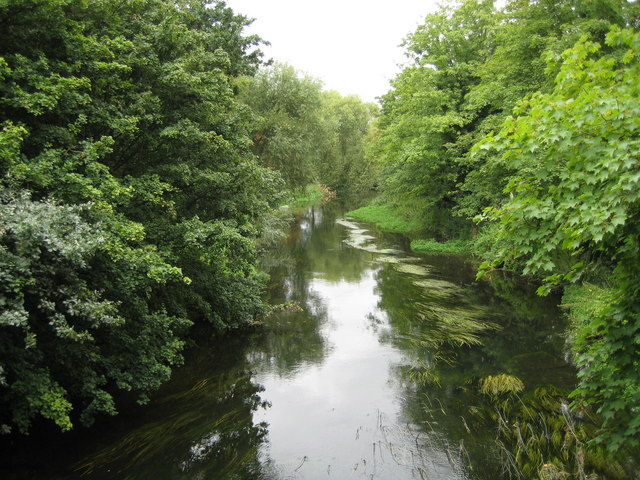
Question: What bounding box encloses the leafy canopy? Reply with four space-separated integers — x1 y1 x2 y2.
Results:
478 26 640 451
0 0 281 434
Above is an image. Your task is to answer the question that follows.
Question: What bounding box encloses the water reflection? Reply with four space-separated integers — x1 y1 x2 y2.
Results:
0 205 575 479
253 271 421 479
252 206 574 479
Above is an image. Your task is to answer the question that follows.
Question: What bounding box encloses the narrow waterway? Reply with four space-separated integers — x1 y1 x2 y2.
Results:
1 204 575 479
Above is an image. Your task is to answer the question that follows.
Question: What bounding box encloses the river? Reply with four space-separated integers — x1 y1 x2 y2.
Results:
1 204 575 479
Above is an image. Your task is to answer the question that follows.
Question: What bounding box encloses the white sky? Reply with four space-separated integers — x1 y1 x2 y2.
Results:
225 0 443 103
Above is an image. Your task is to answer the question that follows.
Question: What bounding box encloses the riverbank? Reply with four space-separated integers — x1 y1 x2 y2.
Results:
3 204 632 480
346 203 472 255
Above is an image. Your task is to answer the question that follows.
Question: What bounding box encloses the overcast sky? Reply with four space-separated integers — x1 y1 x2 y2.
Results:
225 0 442 103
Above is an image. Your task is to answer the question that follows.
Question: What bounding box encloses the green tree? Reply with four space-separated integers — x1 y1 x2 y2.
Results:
460 0 636 218
240 64 377 201
239 63 324 189
0 0 281 433
371 0 498 237
478 27 640 451
370 0 635 237
316 91 377 200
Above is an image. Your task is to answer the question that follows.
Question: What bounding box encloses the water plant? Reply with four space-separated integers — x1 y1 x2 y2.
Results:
475 376 631 480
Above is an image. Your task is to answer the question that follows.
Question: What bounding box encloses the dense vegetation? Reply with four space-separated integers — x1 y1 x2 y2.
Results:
3 0 640 476
239 62 377 199
361 0 640 468
0 0 373 435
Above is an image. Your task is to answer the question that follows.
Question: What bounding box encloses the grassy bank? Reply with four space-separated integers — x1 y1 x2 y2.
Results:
292 184 324 209
410 238 471 255
346 204 421 235
346 203 471 255
292 184 336 210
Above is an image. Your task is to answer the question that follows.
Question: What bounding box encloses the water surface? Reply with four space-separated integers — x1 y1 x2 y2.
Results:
0 205 574 479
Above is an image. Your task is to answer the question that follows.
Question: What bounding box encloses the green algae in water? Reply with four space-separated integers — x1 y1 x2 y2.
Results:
376 256 402 264
412 278 457 289
338 217 408 257
393 263 431 276
343 236 376 249
412 278 460 298
335 218 362 230
338 219 377 251
415 304 495 347
378 248 404 255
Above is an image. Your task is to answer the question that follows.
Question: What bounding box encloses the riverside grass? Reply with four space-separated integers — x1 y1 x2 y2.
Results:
346 203 471 255
292 184 325 209
346 204 421 235
410 239 470 256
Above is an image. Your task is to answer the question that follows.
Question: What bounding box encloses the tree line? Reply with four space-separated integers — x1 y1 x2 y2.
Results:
367 0 640 461
3 0 640 472
0 0 374 435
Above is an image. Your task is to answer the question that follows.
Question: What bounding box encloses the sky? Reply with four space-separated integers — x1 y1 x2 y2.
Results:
225 0 443 103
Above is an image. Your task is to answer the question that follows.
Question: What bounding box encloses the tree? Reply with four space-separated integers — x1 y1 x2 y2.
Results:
239 63 324 189
371 0 498 237
0 0 282 433
459 0 636 218
477 27 640 451
370 0 635 237
240 64 377 200
315 91 377 200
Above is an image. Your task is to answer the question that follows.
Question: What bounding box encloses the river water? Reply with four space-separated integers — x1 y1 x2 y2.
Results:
1 205 575 479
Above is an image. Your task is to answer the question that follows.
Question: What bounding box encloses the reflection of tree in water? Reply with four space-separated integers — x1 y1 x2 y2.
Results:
372 255 576 479
293 205 372 283
252 204 375 377
248 308 328 378
465 273 576 388
11 335 274 480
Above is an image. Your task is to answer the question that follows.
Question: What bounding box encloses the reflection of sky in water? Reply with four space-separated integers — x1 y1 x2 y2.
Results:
0 207 574 480
181 432 221 472
253 267 466 479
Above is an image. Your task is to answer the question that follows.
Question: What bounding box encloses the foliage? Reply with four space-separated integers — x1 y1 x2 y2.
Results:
316 91 379 201
562 284 613 343
477 27 640 286
0 0 282 433
239 63 324 189
369 0 635 237
476 380 629 480
291 184 336 210
239 63 377 199
476 27 640 451
369 0 498 237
